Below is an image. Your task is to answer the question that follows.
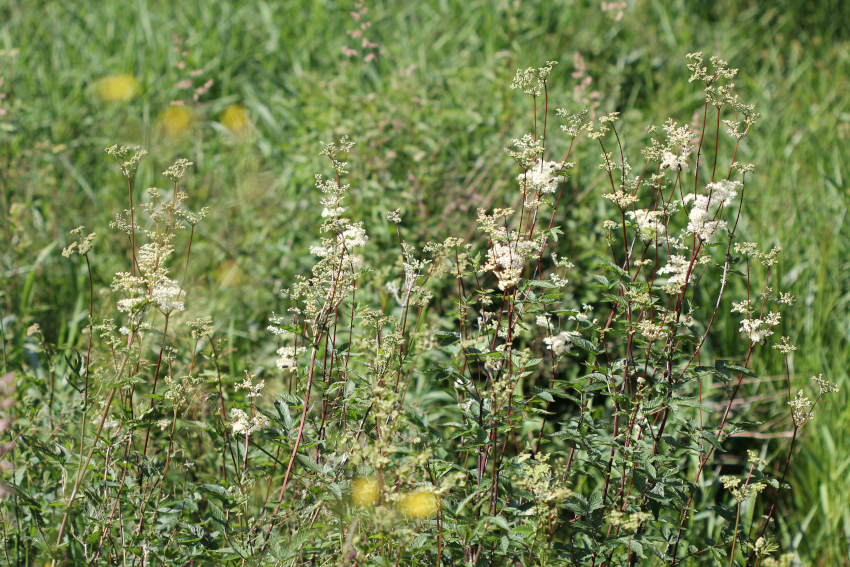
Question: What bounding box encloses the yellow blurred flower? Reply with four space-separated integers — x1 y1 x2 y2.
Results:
96 74 139 102
400 490 438 519
159 105 193 136
351 478 379 507
221 104 249 133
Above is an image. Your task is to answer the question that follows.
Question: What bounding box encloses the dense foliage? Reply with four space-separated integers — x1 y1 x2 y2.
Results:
0 50 840 565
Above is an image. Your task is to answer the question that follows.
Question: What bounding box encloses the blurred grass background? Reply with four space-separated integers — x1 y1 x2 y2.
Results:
0 0 848 563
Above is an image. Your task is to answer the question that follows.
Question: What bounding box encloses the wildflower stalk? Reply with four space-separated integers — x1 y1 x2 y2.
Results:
55 383 120 546
274 343 320 509
83 253 94 403
746 386 831 567
141 313 169 456
209 335 239 480
127 176 137 277
730 502 742 567
180 224 195 293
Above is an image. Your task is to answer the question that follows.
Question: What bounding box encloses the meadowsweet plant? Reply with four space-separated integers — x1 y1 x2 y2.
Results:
0 53 835 567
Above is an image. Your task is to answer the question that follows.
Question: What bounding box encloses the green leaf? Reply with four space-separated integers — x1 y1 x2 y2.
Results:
588 489 604 513
571 336 602 354
296 454 326 476
590 274 611 289
487 515 511 531
671 398 712 412
700 431 725 452
199 484 231 503
523 279 559 289
544 226 564 242
595 257 629 278
715 359 757 378
435 331 461 346
533 387 555 402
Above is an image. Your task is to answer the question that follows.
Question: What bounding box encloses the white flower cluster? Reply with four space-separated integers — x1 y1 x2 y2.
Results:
788 390 814 427
62 226 97 258
626 209 665 242
602 190 639 210
321 206 348 218
811 374 839 395
116 296 147 314
276 346 307 372
660 150 690 173
657 255 693 292
505 134 544 170
151 278 186 314
517 161 561 195
483 238 540 290
235 371 265 398
637 320 666 341
730 299 752 314
739 312 781 344
536 315 553 332
230 408 270 436
543 331 581 355
341 224 368 248
683 179 741 242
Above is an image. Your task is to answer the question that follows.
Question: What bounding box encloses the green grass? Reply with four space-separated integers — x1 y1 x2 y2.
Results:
1 0 849 563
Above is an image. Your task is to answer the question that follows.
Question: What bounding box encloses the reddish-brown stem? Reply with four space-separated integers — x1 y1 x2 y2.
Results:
127 177 137 277
274 343 321 510
142 314 170 455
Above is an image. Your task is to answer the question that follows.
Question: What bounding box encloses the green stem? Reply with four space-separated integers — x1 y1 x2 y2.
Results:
729 502 741 567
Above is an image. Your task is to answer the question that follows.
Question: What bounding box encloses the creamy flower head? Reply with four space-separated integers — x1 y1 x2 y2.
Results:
341 225 368 248
151 278 186 313
543 331 581 355
483 238 540 290
321 206 348 218
117 296 147 314
602 190 639 210
276 346 306 372
660 150 689 173
626 209 665 242
230 408 270 436
738 312 780 344
657 255 693 291
517 160 562 195
683 179 740 242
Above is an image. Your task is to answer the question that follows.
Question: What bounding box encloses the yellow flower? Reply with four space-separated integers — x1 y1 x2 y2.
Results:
159 105 193 136
96 74 139 102
351 478 379 507
400 490 438 519
221 104 249 133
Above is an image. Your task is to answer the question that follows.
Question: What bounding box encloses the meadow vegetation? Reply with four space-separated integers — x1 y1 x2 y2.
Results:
1 0 849 565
